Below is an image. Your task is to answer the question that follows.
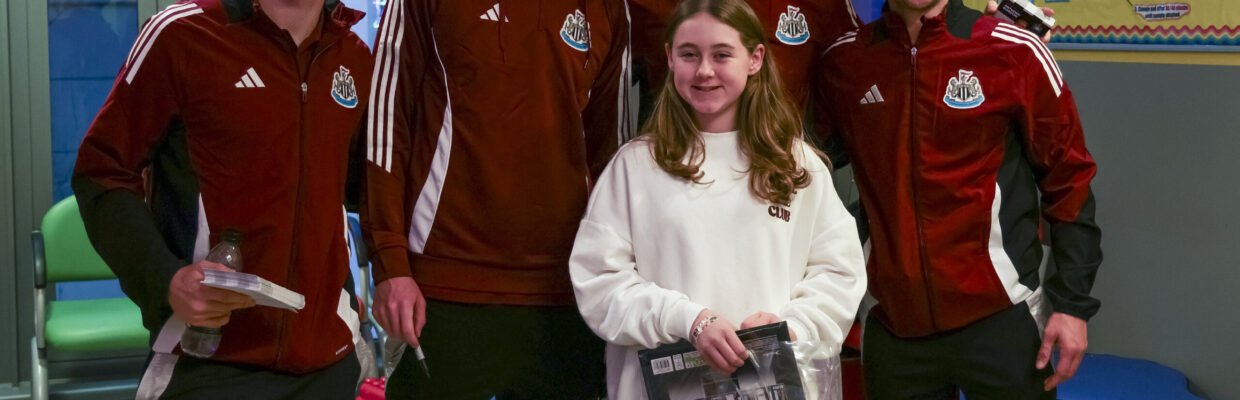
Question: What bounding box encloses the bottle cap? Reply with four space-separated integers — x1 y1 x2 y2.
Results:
221 229 243 245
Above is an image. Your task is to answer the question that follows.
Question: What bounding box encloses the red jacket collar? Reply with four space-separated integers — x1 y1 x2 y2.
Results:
220 0 364 31
214 0 363 51
880 2 950 47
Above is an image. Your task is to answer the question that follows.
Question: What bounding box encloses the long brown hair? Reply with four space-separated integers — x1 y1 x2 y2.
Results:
640 0 817 206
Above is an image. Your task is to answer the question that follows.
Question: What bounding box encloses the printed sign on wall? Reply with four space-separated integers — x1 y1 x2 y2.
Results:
962 0 1239 47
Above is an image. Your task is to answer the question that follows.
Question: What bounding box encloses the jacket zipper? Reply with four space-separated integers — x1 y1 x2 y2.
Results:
274 36 341 369
908 45 939 332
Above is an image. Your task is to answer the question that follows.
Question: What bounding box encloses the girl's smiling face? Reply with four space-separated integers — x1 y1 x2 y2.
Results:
666 12 764 132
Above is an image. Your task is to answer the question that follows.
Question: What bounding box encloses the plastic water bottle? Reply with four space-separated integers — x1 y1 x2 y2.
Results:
180 229 243 358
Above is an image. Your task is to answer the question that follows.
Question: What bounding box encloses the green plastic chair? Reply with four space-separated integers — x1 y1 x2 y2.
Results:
31 196 149 400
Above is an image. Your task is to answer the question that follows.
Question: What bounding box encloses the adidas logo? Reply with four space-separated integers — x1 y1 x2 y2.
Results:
234 67 265 88
859 84 884 104
479 3 508 22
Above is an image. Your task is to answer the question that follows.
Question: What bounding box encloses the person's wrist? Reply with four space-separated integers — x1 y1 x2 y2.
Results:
690 314 718 345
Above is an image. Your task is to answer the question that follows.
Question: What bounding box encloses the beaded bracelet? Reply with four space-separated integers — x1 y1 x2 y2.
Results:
689 315 718 345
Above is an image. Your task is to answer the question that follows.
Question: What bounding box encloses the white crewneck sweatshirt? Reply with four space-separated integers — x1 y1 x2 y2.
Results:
570 131 867 399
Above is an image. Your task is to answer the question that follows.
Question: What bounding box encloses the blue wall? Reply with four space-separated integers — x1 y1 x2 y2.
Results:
48 0 137 202
855 0 884 23
48 0 137 300
342 0 384 48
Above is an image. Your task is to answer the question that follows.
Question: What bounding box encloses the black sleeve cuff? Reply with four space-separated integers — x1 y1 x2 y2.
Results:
1046 287 1100 321
72 174 185 331
1044 192 1103 321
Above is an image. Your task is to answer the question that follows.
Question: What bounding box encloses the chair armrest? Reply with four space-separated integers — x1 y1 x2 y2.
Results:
34 287 45 347
32 231 45 289
31 230 47 347
359 265 371 314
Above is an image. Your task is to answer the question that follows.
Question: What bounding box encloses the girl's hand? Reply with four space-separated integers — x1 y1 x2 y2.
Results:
690 310 748 375
740 311 797 341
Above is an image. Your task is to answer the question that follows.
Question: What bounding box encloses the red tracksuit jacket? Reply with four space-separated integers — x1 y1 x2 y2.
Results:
816 2 1102 337
362 0 632 306
73 0 372 373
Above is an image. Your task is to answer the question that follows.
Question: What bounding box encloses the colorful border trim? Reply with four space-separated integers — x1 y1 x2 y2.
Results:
1053 25 1240 46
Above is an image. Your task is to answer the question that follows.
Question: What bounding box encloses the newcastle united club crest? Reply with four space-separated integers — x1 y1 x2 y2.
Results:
331 66 358 109
943 69 985 109
560 10 590 51
776 6 810 45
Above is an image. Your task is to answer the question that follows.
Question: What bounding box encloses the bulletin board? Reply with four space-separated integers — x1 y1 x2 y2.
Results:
961 0 1240 49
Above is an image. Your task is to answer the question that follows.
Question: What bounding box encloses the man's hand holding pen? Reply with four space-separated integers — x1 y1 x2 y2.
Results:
374 276 431 378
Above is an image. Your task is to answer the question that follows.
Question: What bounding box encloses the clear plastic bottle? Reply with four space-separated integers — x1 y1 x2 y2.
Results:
180 229 243 358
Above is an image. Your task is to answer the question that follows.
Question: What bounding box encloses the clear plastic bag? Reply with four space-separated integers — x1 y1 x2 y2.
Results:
792 340 842 400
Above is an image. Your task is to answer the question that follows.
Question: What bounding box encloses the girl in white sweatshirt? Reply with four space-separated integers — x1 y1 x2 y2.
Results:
569 0 867 398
